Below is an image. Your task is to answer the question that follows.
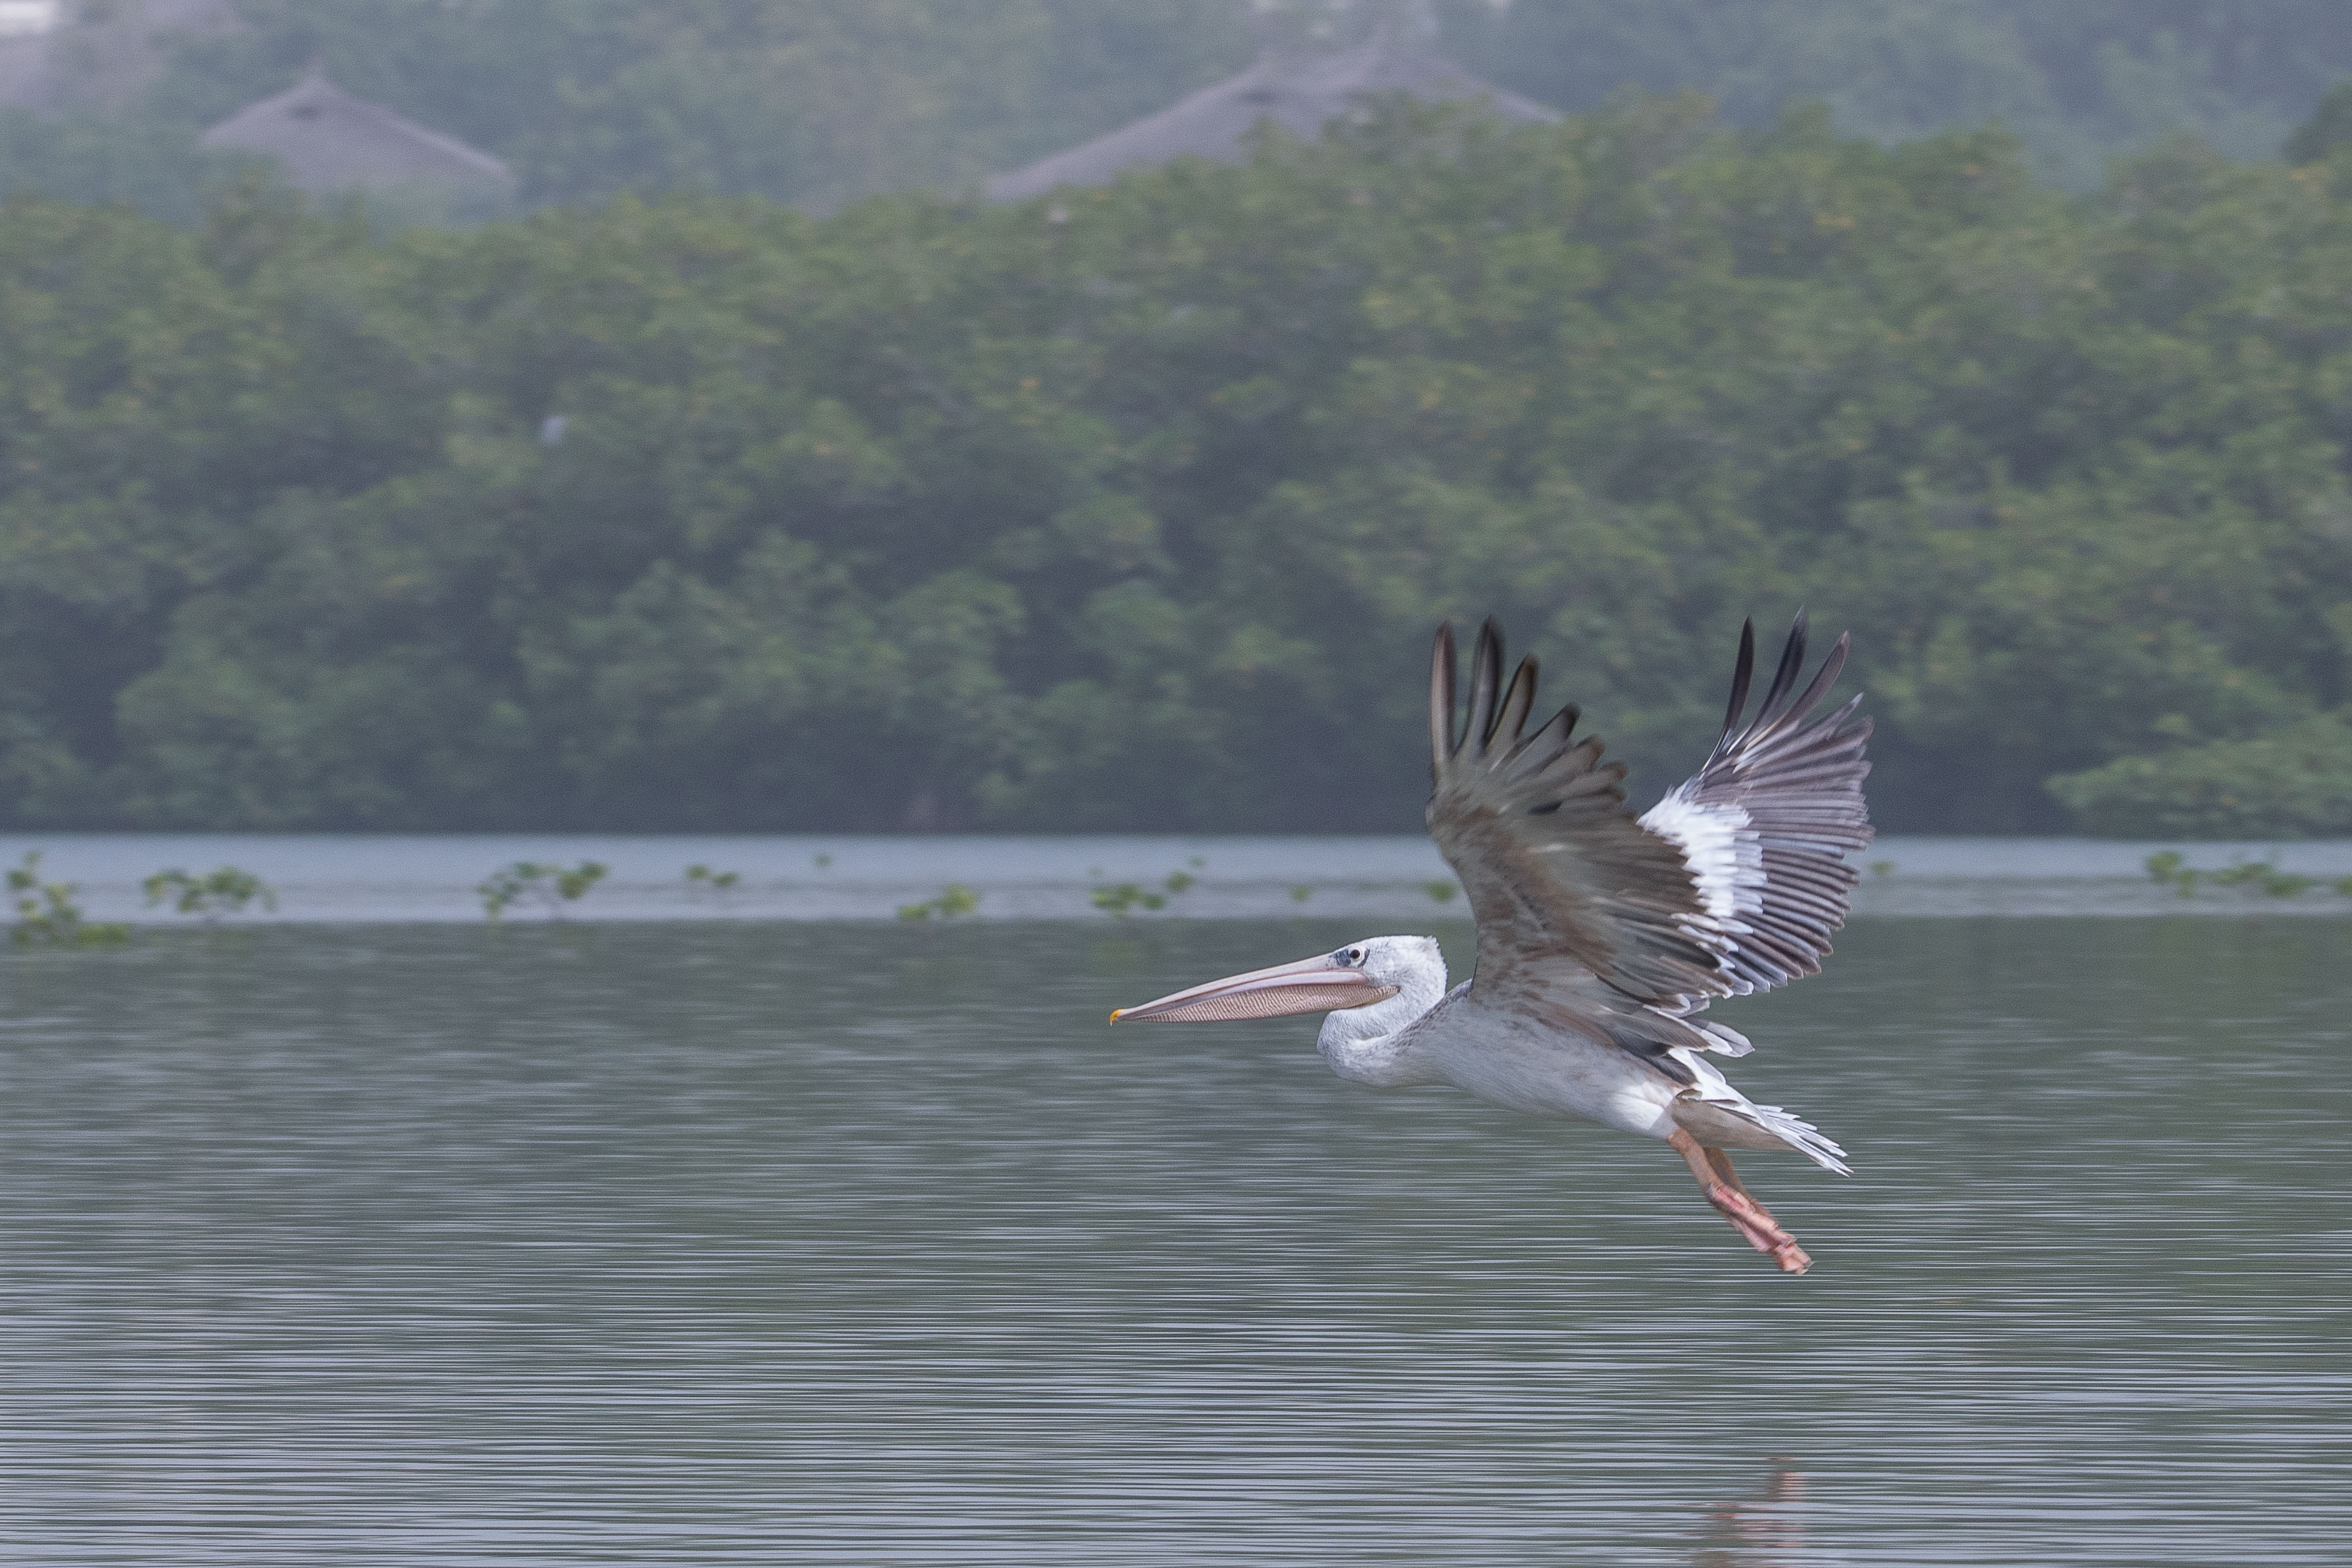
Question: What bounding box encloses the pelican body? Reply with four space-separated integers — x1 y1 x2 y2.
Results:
1114 616 1872 1272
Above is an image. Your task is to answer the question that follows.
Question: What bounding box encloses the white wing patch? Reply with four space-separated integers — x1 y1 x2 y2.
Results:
1635 788 1780 1042
1638 787 1759 923
1635 791 1767 1027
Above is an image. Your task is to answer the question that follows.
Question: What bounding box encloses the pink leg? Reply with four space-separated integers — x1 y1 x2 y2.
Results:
1669 1127 1812 1273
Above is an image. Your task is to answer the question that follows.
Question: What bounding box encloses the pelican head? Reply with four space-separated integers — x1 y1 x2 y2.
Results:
1112 936 1453 1084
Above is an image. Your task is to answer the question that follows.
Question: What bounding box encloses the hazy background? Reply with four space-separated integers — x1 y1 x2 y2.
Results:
11 2 2352 211
4 0 2352 835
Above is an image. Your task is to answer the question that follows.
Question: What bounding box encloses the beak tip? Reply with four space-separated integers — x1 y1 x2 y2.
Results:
1108 1010 1123 1024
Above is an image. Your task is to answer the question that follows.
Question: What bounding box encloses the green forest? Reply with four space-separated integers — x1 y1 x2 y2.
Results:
8 88 2352 835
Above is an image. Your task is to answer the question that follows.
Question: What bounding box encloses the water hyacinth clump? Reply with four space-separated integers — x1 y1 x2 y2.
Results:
479 861 608 920
2208 861 2319 898
1089 883 1164 916
2145 850 2341 900
1090 867 1202 918
898 885 980 921
683 864 742 897
143 867 278 921
8 853 130 948
2145 850 2199 895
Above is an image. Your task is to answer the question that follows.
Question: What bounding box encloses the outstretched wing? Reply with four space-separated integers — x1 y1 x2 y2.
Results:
1425 615 1871 1051
1635 614 1873 1012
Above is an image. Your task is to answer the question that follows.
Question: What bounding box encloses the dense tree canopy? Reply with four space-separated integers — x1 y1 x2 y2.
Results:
1450 1 2352 185
4 99 2352 834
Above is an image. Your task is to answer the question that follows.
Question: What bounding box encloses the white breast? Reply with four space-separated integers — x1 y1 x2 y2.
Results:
1410 996 1684 1140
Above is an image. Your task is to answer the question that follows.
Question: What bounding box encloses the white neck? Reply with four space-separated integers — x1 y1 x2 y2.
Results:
1316 939 1452 1087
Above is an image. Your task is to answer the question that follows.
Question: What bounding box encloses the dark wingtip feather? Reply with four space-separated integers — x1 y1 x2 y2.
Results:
1429 622 1458 774
1720 619 1756 744
1749 610 1810 733
1778 631 1852 730
1467 619 1504 759
1492 654 1538 752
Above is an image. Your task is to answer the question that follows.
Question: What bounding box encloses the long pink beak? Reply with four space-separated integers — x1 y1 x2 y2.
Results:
1110 951 1400 1024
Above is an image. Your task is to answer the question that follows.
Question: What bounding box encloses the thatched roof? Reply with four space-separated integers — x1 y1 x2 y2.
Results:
201 73 514 197
986 29 1557 203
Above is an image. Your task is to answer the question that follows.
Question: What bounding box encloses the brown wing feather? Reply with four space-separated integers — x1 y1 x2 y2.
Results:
1425 615 1872 1037
1424 619 1721 1012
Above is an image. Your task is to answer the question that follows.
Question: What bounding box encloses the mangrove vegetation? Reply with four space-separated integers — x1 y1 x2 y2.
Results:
6 93 2352 833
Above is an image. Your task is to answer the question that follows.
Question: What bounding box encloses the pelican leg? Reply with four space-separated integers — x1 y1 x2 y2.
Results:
1667 1127 1812 1274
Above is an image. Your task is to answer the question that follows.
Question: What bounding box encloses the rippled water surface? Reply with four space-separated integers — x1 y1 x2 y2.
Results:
3 918 2348 1564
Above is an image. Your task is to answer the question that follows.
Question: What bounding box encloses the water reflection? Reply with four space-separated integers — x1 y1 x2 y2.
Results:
1693 1468 1806 1567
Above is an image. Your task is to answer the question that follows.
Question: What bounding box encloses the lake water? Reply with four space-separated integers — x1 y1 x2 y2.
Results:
1 852 2348 1563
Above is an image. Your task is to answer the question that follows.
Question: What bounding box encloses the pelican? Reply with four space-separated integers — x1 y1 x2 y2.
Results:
1112 615 1871 1272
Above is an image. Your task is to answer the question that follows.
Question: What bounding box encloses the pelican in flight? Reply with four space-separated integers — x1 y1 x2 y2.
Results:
1113 615 1871 1272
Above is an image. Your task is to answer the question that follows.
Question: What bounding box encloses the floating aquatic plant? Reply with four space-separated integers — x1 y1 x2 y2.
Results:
898 884 980 921
2149 850 2326 899
1424 880 1458 903
143 866 278 921
1091 865 1202 917
2207 860 2317 898
9 853 130 948
479 860 607 920
2145 850 2199 895
1089 883 1164 916
684 864 741 894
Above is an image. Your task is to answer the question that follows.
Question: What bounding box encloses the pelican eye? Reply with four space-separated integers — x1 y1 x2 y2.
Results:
1339 946 1365 966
